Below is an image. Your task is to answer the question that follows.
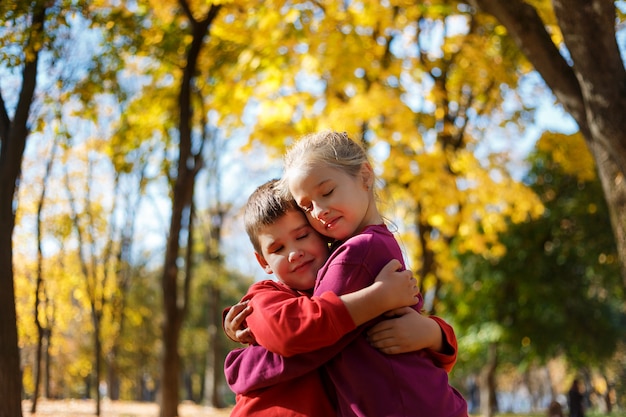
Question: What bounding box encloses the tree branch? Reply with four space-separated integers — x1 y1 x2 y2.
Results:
470 0 587 132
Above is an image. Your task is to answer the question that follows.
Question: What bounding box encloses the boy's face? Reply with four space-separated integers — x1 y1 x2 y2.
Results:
255 209 330 291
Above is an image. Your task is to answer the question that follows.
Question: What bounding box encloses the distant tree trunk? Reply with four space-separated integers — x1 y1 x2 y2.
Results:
601 372 612 413
545 365 557 401
94 319 103 414
204 284 223 408
159 140 195 417
64 160 104 417
416 204 435 298
201 199 227 408
0 4 46 416
479 342 498 417
106 361 120 401
32 278 45 411
32 134 58 413
43 328 51 398
105 167 145 402
159 4 221 416
32 293 54 404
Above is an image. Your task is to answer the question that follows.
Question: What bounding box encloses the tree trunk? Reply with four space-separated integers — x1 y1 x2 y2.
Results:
0 242 23 417
478 342 498 417
31 287 45 407
159 155 194 417
204 284 223 408
159 297 184 417
32 134 58 413
94 313 102 416
64 160 104 417
106 358 121 401
0 3 46 415
43 329 51 399
32 296 44 413
552 0 626 287
472 0 626 289
159 4 221 416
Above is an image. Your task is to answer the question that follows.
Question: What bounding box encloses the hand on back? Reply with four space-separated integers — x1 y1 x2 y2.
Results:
224 301 256 345
372 259 419 312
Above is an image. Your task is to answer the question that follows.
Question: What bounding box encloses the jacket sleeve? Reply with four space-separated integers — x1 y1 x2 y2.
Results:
423 316 458 373
224 345 311 394
245 281 356 357
224 331 357 394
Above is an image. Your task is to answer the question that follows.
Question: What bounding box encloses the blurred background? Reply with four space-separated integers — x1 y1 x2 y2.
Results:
1 1 625 416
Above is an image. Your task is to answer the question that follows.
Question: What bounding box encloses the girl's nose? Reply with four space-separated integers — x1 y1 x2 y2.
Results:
312 204 328 222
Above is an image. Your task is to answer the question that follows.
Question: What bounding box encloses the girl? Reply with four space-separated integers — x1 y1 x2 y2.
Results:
278 130 468 417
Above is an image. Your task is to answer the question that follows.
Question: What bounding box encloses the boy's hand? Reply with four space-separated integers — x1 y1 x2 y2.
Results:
367 307 442 354
224 301 256 345
373 259 419 311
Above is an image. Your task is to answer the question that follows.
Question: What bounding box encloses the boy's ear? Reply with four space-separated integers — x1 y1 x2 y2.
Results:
255 252 274 274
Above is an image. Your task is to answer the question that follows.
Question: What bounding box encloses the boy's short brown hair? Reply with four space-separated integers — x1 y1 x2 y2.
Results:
244 179 300 254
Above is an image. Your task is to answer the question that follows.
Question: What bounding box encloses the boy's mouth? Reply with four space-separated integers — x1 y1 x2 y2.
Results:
292 258 313 273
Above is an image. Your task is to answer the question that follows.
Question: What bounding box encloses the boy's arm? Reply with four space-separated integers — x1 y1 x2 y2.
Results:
224 331 356 394
246 260 418 357
225 346 313 393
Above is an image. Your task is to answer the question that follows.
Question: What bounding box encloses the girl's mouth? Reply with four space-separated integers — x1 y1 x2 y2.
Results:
324 217 340 230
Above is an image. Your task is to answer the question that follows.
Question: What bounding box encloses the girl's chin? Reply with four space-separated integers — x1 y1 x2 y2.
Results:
326 228 350 241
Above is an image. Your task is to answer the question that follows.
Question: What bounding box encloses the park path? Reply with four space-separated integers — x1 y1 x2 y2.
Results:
22 399 232 417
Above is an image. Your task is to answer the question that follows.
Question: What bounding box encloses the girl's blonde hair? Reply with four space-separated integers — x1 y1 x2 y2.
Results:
280 131 371 196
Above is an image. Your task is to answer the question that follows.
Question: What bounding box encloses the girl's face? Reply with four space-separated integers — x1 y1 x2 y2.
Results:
287 163 381 241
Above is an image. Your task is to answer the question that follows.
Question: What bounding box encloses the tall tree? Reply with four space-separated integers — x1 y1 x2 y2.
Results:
159 2 221 416
31 134 60 412
84 0 253 408
0 3 48 416
471 0 626 288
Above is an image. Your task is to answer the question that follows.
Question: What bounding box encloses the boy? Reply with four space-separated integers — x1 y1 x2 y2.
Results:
224 179 457 416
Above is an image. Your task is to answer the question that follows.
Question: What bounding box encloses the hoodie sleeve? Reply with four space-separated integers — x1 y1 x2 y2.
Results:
244 280 356 357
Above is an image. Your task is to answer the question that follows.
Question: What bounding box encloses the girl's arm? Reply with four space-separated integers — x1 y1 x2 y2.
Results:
336 259 418 326
366 307 458 372
231 260 418 356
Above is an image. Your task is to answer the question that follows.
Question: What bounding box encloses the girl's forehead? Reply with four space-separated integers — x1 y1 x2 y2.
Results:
288 164 342 186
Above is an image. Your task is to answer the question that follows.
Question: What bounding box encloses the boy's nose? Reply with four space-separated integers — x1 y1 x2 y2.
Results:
288 249 303 262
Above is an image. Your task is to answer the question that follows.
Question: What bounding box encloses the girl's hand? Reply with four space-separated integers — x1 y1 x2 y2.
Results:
367 307 442 354
224 301 256 345
372 259 419 311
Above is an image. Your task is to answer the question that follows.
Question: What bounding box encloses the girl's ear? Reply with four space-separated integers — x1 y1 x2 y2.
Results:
360 162 374 190
255 252 274 274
